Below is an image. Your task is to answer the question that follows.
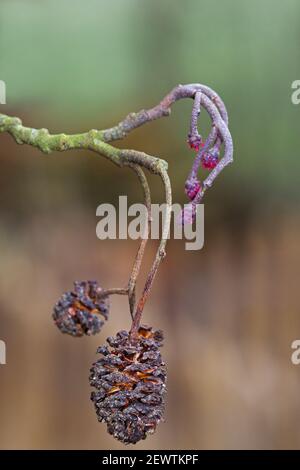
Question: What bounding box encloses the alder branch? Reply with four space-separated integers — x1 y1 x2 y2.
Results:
0 83 233 330
0 112 171 329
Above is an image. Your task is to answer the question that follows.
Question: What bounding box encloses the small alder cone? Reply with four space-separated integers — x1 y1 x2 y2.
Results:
53 280 109 337
90 325 166 444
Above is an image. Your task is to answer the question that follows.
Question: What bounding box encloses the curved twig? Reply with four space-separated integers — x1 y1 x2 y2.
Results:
127 164 152 319
130 167 172 338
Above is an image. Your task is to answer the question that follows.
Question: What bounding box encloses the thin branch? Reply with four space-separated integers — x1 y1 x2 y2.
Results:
97 287 129 299
101 84 228 143
195 93 233 200
130 167 172 338
187 90 202 150
0 114 166 173
127 164 152 319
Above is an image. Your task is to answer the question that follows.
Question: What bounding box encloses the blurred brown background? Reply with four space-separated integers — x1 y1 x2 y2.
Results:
0 0 300 449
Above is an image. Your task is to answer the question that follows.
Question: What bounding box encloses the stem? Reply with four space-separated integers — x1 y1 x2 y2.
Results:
97 287 129 299
190 91 202 133
130 167 172 337
127 164 152 319
187 90 202 149
194 93 233 202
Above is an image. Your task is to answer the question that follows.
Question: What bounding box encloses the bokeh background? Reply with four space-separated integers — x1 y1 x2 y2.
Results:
0 0 300 449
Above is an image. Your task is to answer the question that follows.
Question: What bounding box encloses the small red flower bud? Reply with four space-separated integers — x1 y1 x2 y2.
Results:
201 149 219 169
188 141 199 151
187 133 202 152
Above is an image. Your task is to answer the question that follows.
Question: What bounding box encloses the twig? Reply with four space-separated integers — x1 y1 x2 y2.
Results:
0 83 233 332
130 167 172 338
96 287 129 299
127 164 152 319
187 90 202 150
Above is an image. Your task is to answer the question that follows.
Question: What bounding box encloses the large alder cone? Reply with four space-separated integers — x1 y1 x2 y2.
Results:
89 325 166 444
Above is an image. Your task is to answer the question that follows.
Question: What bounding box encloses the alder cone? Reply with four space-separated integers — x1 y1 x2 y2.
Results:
53 280 109 337
90 325 166 444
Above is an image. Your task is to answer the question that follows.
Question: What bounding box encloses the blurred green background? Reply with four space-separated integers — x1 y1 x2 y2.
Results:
0 0 299 449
